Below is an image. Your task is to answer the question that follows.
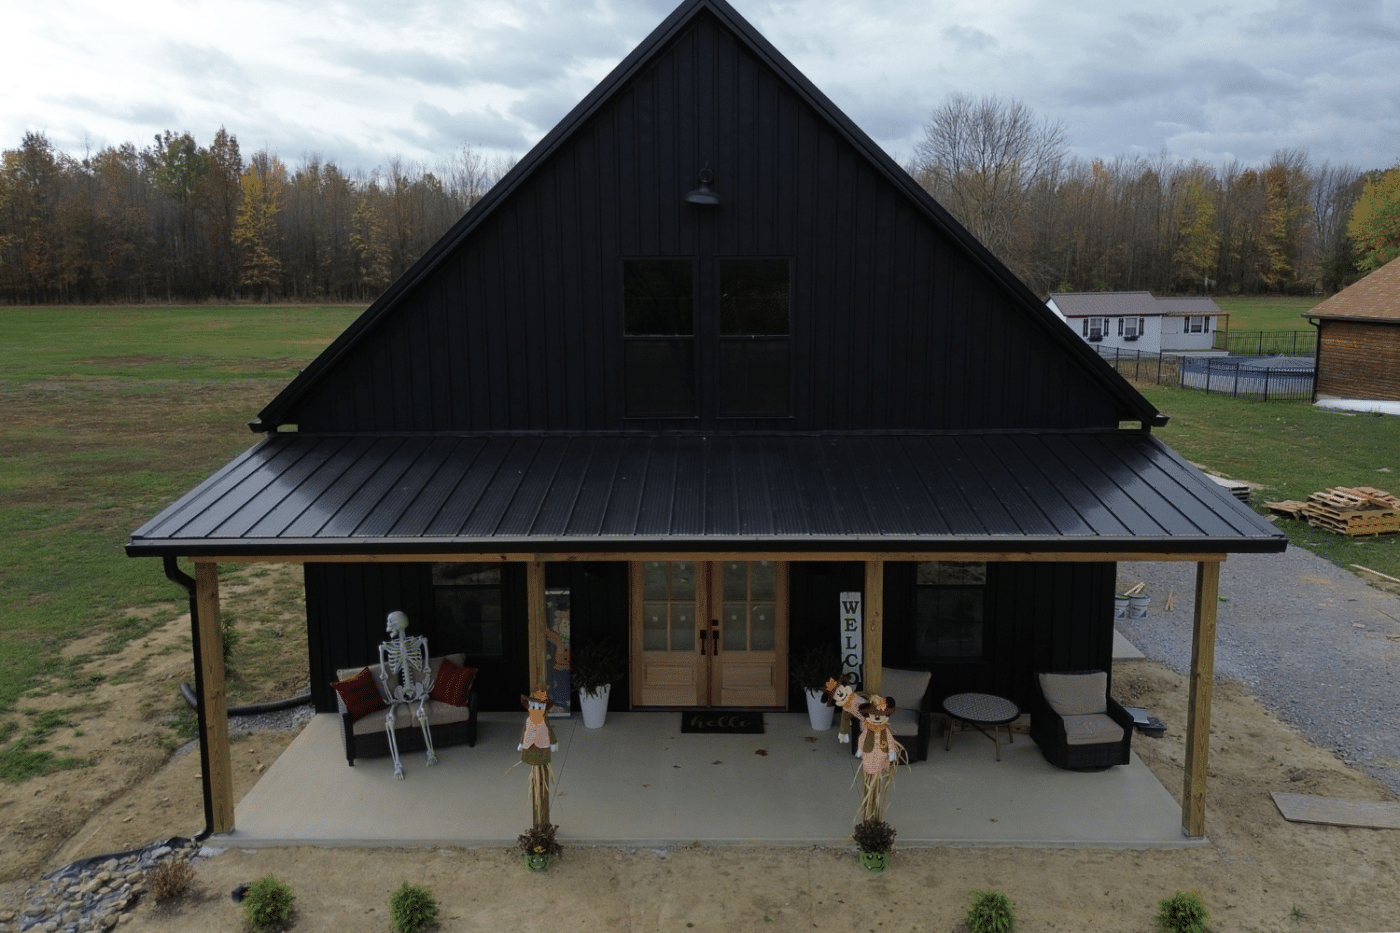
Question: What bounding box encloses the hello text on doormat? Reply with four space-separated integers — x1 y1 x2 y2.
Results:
680 711 765 734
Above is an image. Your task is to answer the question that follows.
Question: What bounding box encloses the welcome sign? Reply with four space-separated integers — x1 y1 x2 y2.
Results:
839 590 863 689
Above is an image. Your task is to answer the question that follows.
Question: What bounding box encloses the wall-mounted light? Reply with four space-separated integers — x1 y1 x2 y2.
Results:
684 165 721 206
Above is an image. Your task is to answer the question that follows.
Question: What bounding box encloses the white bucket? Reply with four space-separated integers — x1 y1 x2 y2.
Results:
1128 594 1150 618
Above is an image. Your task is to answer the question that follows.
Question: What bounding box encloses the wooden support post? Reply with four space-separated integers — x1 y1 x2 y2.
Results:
194 562 235 834
1182 560 1221 838
527 560 547 692
864 559 884 694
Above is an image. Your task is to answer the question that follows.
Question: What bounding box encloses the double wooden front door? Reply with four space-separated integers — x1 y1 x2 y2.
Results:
630 560 788 707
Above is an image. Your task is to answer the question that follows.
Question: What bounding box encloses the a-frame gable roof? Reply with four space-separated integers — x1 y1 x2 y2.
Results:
252 0 1162 433
1306 256 1400 323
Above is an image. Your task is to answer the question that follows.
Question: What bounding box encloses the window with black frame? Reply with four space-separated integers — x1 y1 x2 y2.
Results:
432 563 504 659
914 562 987 660
719 258 790 417
623 259 695 417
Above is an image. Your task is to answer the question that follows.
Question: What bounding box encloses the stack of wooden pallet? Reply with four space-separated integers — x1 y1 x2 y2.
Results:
1265 486 1400 537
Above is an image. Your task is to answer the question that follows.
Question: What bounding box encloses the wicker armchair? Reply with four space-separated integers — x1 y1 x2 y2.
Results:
848 666 934 762
1030 670 1133 771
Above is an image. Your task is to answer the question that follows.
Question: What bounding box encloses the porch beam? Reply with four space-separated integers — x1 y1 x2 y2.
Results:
526 560 547 692
193 550 1229 565
864 559 884 693
1182 559 1221 838
194 561 235 834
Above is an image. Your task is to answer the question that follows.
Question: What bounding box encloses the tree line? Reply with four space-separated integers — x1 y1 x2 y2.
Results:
908 94 1399 298
2 101 1397 305
0 129 512 304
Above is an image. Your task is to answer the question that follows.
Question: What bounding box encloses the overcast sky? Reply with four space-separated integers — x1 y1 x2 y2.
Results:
7 0 1399 176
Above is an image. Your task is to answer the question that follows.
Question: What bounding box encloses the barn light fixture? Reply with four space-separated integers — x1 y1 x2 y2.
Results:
684 165 721 205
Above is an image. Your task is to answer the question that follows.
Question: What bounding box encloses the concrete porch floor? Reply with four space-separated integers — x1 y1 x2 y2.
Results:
226 707 1202 850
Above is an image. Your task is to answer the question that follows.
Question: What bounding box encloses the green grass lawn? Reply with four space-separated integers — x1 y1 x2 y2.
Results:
0 305 359 724
1145 384 1400 582
1213 296 1321 334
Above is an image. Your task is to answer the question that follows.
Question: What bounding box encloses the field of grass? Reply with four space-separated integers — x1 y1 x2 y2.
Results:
1144 384 1400 582
1213 295 1321 334
0 305 359 731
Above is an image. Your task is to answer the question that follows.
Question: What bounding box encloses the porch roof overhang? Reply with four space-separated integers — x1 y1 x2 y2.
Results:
127 430 1286 561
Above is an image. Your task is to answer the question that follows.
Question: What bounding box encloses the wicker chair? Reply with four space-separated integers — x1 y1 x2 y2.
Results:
1029 670 1133 771
848 666 934 762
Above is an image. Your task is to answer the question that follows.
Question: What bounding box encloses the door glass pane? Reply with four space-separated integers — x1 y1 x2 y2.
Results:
642 561 669 599
642 602 669 651
722 562 747 600
671 606 694 651
750 602 776 651
722 603 748 651
671 561 696 601
750 561 776 600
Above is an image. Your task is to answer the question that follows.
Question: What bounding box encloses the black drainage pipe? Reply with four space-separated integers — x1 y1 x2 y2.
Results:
180 682 311 716
163 556 215 843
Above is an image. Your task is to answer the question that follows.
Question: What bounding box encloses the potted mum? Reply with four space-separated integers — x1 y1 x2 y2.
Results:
518 823 562 872
851 818 896 872
790 642 842 730
572 640 626 728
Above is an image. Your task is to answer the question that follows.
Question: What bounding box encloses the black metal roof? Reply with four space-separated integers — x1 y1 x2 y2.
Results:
127 431 1286 558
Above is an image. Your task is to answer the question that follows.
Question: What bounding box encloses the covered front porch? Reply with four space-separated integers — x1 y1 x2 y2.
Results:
227 708 1200 849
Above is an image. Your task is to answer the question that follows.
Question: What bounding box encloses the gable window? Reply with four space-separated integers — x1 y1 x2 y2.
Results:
719 258 790 416
1119 316 1144 340
624 259 695 416
1185 315 1210 334
1083 318 1105 341
914 561 986 659
433 563 504 659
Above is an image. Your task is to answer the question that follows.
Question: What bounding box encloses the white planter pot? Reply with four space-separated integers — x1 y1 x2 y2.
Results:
804 688 835 731
579 685 611 728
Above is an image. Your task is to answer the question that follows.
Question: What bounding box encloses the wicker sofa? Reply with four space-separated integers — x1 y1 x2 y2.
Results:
1029 670 1133 771
333 653 479 766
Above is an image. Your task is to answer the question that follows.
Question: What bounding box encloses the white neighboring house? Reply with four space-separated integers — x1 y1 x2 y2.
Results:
1047 292 1227 355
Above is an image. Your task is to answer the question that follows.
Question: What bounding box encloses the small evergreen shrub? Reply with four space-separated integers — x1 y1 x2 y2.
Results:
146 858 195 902
966 889 1016 933
389 882 438 933
242 875 295 933
1156 890 1211 933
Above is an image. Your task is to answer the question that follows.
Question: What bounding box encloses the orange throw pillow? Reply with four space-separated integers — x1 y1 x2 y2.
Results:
331 667 387 721
431 658 478 707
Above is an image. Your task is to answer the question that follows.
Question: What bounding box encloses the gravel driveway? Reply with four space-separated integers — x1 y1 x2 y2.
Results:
1117 545 1400 798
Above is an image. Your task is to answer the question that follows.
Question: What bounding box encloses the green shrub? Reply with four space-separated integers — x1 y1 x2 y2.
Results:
242 875 295 933
966 889 1015 933
1156 890 1211 933
389 882 438 933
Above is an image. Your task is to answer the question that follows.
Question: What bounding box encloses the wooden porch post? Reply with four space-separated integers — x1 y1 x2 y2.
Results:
1182 560 1221 838
194 561 235 834
864 559 884 693
527 560 547 691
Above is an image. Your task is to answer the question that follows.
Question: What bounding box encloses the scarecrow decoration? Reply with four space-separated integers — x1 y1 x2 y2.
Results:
822 674 868 744
518 688 559 827
854 694 905 824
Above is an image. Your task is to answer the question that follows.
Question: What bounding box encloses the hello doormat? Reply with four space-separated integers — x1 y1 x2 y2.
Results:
680 711 765 734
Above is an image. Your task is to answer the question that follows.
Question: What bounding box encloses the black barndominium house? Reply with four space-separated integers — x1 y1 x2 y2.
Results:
127 0 1285 840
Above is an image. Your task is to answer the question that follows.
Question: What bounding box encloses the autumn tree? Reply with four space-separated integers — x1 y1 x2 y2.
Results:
233 150 286 300
1348 165 1400 272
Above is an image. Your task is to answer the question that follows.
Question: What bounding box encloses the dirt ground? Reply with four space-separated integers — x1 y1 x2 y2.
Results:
3 610 1400 932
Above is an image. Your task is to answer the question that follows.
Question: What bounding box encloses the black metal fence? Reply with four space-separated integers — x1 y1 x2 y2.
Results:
1095 346 1316 400
1213 329 1317 356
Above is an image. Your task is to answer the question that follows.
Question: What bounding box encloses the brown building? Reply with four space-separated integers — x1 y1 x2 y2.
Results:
1307 257 1400 407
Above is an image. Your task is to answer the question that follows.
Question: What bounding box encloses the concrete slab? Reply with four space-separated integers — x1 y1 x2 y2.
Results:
226 712 1201 850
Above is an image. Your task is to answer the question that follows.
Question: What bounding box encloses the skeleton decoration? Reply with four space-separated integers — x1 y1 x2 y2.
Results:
854 694 905 824
822 675 868 744
519 689 560 827
377 610 437 780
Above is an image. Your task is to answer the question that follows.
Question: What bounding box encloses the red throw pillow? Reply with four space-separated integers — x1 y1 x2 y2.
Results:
431 658 478 707
331 667 387 721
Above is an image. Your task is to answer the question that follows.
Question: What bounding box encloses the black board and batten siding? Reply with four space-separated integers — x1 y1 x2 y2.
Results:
282 13 1126 436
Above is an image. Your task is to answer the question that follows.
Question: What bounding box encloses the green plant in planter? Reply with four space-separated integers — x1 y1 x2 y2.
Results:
1155 890 1212 933
966 889 1015 933
789 642 842 693
572 640 626 695
242 875 295 933
851 818 896 871
389 882 438 933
